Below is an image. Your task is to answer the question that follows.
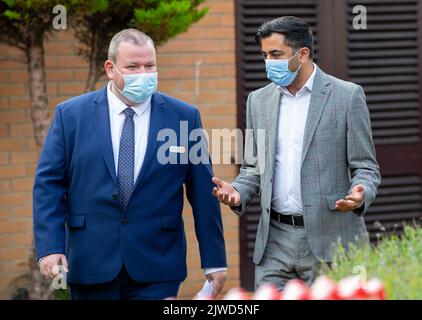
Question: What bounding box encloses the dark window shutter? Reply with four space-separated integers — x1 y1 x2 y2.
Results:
346 0 422 239
347 0 420 145
365 175 422 240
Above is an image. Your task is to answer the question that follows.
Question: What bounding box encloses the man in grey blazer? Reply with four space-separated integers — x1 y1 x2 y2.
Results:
212 16 380 290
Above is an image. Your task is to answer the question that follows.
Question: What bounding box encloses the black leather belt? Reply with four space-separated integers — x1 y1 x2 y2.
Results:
270 209 304 228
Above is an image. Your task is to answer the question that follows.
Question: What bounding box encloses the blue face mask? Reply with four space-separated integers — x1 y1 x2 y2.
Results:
265 50 301 87
113 64 157 104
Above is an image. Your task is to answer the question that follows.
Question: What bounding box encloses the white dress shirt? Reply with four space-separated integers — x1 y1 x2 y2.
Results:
271 64 317 215
107 82 151 183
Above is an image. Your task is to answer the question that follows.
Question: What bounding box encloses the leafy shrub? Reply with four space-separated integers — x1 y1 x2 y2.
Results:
325 224 422 299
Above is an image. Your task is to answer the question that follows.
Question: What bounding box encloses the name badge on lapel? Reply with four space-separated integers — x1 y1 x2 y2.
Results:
169 146 186 154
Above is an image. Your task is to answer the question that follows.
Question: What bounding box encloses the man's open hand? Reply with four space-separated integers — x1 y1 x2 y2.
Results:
336 184 365 212
212 177 241 207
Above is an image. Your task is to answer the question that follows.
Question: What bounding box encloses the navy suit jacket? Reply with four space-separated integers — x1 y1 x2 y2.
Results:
33 87 227 285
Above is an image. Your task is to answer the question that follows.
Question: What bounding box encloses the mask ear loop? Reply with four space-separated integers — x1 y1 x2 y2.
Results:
288 49 303 73
112 63 123 76
111 63 126 95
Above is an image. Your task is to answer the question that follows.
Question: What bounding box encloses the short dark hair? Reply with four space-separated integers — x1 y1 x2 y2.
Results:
255 16 314 58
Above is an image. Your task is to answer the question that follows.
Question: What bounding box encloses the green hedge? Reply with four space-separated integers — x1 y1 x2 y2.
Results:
325 224 422 300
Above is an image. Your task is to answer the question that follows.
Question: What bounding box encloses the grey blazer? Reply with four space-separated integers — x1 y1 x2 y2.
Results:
232 66 381 264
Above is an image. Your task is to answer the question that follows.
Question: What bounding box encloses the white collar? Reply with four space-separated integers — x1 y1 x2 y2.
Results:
279 62 318 96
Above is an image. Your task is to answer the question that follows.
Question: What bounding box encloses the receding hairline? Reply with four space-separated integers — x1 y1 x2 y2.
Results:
108 29 155 62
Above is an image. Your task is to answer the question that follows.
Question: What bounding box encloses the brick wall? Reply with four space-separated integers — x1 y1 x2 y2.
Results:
0 0 239 299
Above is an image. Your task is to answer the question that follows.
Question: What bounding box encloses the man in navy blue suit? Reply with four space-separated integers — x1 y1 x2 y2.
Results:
33 29 227 300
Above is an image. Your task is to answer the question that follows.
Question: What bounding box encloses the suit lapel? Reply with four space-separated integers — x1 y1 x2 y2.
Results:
133 92 167 191
92 86 117 184
266 84 283 178
301 68 332 165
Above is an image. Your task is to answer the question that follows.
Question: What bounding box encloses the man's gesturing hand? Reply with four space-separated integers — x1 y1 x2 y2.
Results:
212 177 241 207
335 184 365 212
39 254 68 279
206 270 227 298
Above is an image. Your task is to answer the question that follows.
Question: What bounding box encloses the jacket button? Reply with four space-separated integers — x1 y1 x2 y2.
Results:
267 208 270 213
112 194 118 200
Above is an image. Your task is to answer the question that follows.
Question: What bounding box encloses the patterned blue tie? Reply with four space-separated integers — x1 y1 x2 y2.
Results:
117 108 135 212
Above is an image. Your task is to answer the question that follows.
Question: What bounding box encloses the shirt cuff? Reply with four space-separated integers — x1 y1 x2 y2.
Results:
204 267 227 276
347 189 365 209
37 256 46 265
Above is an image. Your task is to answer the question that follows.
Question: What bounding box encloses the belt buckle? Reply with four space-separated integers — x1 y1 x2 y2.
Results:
291 214 301 228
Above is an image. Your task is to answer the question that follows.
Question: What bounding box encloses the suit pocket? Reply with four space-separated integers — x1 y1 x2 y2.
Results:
326 194 343 211
67 215 85 229
161 215 182 229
